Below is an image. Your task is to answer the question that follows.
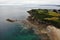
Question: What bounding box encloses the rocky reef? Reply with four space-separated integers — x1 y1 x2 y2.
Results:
6 19 17 22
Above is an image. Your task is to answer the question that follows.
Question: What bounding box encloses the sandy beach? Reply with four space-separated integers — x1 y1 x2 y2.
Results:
47 26 60 40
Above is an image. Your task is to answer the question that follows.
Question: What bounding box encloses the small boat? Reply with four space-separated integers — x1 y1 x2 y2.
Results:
6 19 16 22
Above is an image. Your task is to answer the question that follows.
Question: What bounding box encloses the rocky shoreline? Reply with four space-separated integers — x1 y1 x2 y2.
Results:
6 17 60 40
19 19 51 40
6 18 60 40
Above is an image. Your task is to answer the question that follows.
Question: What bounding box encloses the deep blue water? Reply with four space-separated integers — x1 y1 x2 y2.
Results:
0 5 60 40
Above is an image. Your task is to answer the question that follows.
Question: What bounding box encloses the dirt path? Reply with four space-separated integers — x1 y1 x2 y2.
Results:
47 26 60 40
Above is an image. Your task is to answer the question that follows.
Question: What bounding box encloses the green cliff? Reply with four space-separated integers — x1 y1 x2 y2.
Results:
27 9 60 28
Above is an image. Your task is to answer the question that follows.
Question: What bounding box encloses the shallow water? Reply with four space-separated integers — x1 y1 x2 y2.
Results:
0 5 60 40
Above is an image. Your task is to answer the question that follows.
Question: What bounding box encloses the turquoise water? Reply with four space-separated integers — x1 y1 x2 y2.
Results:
0 22 40 40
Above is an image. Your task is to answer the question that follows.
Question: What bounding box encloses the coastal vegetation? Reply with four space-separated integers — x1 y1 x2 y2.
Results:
27 9 60 28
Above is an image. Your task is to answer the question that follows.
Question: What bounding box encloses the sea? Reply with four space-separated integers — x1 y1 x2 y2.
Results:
0 5 60 40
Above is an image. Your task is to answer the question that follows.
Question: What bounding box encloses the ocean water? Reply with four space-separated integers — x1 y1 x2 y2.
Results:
0 5 41 40
0 5 60 40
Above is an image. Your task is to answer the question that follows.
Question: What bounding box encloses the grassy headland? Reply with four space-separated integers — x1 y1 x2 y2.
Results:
27 9 60 28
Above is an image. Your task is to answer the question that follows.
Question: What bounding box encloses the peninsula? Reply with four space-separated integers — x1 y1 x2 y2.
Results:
27 9 60 40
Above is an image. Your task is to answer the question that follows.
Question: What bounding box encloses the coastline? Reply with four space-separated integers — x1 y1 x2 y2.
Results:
7 18 60 40
20 19 50 40
6 18 60 40
26 19 60 40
